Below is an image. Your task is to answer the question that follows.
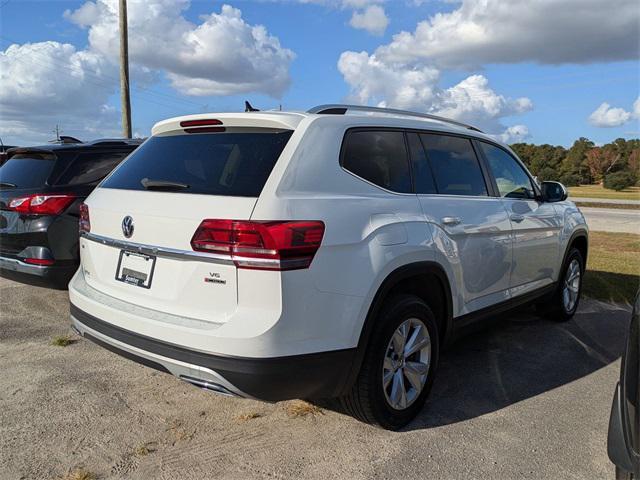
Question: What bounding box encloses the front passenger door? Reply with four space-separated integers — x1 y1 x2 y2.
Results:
477 141 562 297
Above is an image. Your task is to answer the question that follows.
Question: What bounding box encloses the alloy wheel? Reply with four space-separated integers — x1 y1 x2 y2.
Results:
562 258 581 313
382 318 431 410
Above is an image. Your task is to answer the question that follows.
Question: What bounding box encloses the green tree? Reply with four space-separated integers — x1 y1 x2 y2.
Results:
561 137 594 183
604 171 635 191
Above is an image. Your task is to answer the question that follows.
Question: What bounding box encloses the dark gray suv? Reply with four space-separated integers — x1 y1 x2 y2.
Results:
608 293 640 479
0 139 141 287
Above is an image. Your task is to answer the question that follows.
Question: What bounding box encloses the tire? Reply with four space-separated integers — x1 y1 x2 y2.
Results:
538 247 584 321
615 465 634 480
340 294 440 430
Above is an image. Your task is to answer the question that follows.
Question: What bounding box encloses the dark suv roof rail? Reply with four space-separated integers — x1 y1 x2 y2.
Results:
89 138 144 146
307 104 483 133
52 136 83 144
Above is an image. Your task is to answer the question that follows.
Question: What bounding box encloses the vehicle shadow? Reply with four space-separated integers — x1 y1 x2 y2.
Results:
0 269 69 290
405 300 629 431
583 270 639 306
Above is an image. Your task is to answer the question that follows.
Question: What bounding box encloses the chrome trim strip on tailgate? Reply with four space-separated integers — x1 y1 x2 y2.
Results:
81 232 235 265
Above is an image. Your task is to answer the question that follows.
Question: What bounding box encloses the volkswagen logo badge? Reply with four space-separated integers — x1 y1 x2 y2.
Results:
121 215 134 238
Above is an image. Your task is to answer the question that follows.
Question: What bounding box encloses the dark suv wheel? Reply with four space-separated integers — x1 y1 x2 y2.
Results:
340 294 440 430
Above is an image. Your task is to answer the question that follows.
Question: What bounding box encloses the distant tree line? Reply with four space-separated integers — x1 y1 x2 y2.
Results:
510 137 640 191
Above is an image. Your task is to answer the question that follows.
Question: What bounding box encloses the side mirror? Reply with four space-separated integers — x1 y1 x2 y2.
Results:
541 181 568 202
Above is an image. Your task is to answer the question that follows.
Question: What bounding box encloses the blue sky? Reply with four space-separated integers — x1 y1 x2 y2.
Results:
1 0 638 147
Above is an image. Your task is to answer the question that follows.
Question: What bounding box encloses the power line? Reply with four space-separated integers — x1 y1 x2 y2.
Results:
4 54 201 112
0 34 205 109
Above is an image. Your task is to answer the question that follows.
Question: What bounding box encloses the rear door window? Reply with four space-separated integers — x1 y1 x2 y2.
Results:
0 153 56 189
420 134 488 196
52 151 129 186
341 130 412 193
101 131 293 197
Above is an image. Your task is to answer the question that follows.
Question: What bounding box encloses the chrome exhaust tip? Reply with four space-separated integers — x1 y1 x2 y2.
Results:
179 375 239 397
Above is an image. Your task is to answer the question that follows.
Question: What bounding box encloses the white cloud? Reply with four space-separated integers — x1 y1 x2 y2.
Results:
497 125 530 144
349 5 389 35
297 0 387 34
338 51 532 139
588 98 640 128
0 41 120 144
342 0 383 7
1 2 294 144
375 0 639 69
435 75 532 125
336 0 638 144
338 51 440 107
66 1 295 97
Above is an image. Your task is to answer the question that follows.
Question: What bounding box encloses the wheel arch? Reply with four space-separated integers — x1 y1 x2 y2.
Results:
564 229 589 269
341 261 453 395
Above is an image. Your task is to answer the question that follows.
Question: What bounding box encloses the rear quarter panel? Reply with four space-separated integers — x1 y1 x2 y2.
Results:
251 118 454 348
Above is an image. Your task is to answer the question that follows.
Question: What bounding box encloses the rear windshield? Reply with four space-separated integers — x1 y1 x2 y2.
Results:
101 131 293 197
0 153 56 189
51 151 130 186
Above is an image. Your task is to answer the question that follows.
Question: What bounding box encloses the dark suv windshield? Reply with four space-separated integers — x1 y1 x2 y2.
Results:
0 153 56 189
101 131 293 197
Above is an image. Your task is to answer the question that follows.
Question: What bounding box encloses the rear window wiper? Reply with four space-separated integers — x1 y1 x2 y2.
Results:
140 178 190 191
0 182 17 189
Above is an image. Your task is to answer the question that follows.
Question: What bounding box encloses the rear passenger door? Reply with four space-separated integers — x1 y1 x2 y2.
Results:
476 141 562 296
409 132 512 316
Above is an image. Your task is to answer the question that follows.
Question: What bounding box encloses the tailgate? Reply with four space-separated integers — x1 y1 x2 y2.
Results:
81 188 256 324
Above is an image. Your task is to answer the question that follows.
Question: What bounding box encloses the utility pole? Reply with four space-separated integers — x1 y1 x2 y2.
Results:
119 0 132 138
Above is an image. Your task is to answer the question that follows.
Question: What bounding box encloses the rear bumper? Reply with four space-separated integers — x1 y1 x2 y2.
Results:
0 255 77 285
70 303 355 401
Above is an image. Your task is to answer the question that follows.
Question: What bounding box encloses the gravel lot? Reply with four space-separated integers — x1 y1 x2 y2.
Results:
0 275 630 480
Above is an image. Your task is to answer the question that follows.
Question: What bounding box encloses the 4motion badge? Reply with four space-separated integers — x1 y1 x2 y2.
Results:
204 272 226 285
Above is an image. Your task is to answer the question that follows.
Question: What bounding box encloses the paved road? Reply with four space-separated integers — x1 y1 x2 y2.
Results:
570 196 640 205
0 275 629 479
580 207 640 234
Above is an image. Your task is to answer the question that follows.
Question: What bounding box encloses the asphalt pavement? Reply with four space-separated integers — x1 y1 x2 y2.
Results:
570 197 640 205
580 207 640 234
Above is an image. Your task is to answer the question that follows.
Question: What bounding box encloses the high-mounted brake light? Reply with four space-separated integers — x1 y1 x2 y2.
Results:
79 203 90 233
7 194 76 215
180 119 226 134
180 119 223 127
191 220 325 271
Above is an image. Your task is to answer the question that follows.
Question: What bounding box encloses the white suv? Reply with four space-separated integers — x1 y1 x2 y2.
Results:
69 104 588 429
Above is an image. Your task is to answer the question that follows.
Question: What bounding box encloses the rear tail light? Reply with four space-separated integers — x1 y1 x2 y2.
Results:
7 194 76 215
79 203 90 233
191 220 325 271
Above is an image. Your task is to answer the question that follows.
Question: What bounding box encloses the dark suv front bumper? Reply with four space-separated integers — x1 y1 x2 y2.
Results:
70 304 356 401
608 382 640 477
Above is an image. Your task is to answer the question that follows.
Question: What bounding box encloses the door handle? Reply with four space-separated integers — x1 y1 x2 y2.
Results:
510 214 525 223
441 216 462 226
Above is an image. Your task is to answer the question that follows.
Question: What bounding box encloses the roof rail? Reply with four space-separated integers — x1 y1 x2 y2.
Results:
89 138 144 146
307 104 483 133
